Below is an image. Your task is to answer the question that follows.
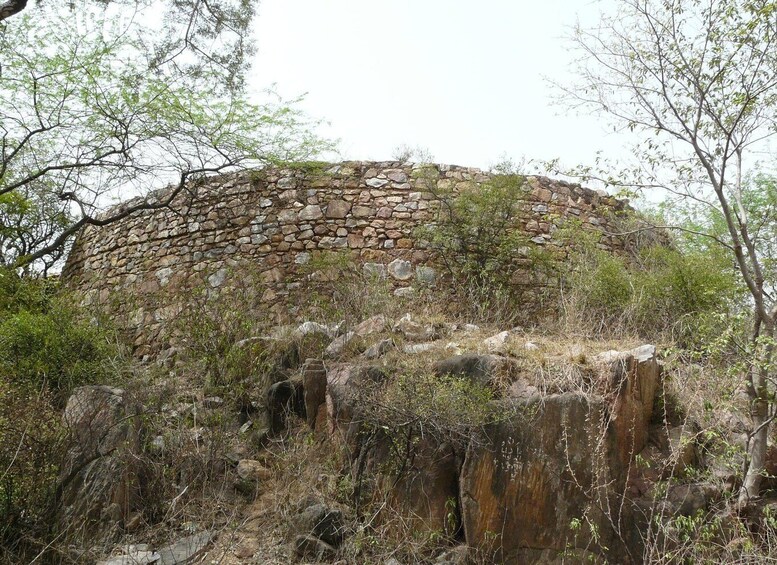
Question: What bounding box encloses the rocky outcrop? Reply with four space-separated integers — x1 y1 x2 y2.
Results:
596 344 662 468
302 358 327 431
57 386 144 540
267 377 305 435
460 393 626 563
98 532 213 565
312 340 663 563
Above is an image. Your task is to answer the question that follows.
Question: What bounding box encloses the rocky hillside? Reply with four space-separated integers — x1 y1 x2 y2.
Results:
46 306 768 565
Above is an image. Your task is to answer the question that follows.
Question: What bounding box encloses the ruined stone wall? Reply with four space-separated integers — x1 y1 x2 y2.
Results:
63 161 634 351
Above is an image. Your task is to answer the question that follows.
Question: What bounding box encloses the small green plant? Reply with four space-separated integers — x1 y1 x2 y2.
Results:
445 497 458 536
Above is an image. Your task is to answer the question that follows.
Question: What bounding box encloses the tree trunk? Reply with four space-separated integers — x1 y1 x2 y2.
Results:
740 325 775 505
741 397 769 504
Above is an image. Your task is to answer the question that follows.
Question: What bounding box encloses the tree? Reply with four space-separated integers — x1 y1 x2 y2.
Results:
565 0 777 504
0 4 325 272
0 0 255 92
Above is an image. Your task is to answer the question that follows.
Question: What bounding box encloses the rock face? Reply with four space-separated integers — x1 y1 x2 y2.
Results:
302 358 327 430
267 377 305 435
596 344 662 468
313 343 662 563
458 345 662 563
375 436 461 536
460 394 626 563
326 363 461 535
434 354 517 389
57 386 143 540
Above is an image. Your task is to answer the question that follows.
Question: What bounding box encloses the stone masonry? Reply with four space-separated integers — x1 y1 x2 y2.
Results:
63 161 637 351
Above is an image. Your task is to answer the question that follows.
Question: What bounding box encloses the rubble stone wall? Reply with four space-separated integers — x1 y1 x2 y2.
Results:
63 161 636 351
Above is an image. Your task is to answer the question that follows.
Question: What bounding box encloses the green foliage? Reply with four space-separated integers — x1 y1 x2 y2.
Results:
420 169 550 322
0 269 122 397
0 308 117 394
0 7 326 270
564 243 741 343
0 269 124 560
0 268 55 315
385 373 497 432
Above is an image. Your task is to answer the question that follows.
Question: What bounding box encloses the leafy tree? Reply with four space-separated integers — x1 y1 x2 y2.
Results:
0 0 255 93
0 5 325 271
565 0 777 503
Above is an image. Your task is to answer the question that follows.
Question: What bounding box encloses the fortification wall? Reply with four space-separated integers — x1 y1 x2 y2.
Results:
63 161 634 352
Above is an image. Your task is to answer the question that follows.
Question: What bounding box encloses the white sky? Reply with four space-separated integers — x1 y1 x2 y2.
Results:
250 0 629 171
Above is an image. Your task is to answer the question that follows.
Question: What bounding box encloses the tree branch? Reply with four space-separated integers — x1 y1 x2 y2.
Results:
0 0 27 22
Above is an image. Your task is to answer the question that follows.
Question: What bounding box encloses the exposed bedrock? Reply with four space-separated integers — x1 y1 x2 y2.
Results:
319 345 662 564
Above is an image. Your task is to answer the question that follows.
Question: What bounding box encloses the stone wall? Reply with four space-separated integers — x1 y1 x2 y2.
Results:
63 161 637 351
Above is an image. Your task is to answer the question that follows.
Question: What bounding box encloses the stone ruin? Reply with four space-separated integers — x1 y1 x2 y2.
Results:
63 161 641 351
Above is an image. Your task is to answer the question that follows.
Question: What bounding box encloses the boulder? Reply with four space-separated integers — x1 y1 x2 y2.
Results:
326 364 387 448
97 545 160 565
387 259 413 280
293 503 345 546
658 482 719 517
325 331 356 358
293 321 340 340
293 535 336 561
157 531 213 564
433 354 517 389
434 545 469 564
393 313 437 341
323 314 385 358
363 339 394 359
374 436 460 536
267 377 305 434
595 344 662 468
57 386 143 540
302 358 327 430
483 330 511 352
354 314 387 336
236 459 272 482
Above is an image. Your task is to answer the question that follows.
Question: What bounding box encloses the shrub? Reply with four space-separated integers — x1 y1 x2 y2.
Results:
0 270 126 559
0 270 123 398
0 381 66 561
295 250 396 326
0 305 120 395
632 246 742 345
419 169 553 323
0 379 66 562
561 243 741 344
362 372 505 452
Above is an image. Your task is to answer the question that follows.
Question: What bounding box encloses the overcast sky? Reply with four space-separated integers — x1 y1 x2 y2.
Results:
249 0 629 172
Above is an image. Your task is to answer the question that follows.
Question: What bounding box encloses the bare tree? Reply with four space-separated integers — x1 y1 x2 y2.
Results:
563 0 777 504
